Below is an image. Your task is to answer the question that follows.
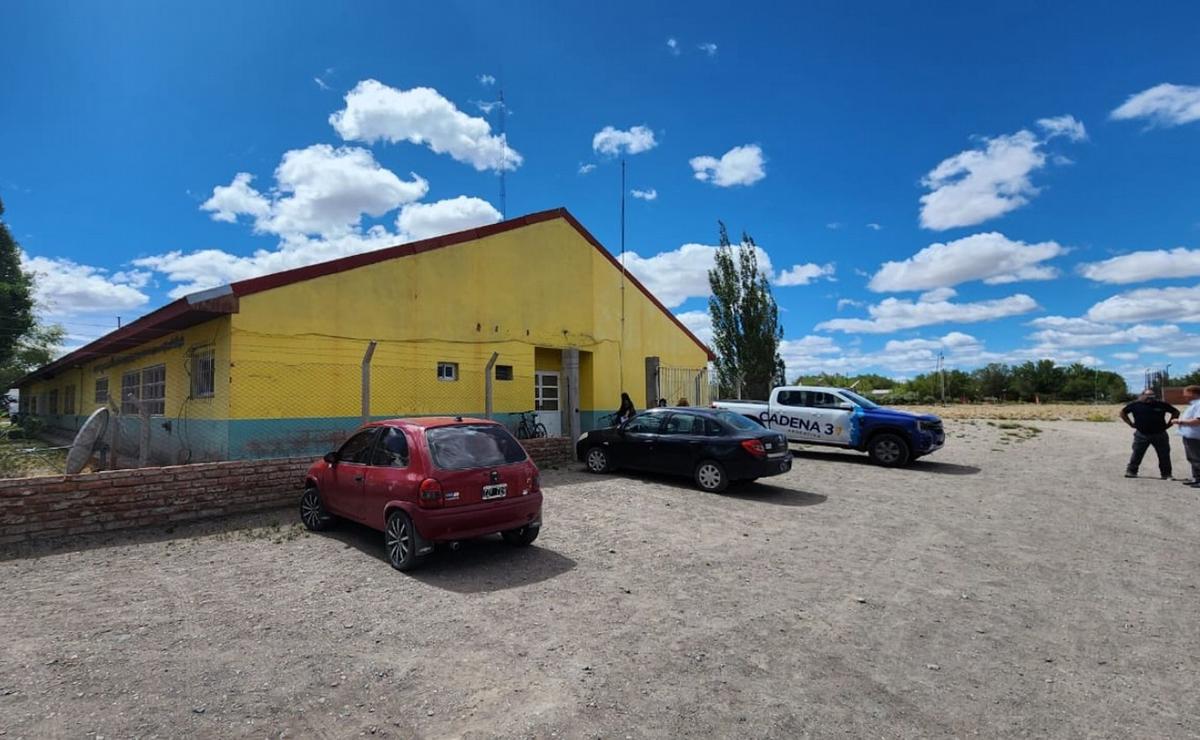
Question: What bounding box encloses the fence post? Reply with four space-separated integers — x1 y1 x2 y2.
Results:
644 356 660 407
128 394 150 468
361 340 377 426
484 352 499 419
106 403 119 470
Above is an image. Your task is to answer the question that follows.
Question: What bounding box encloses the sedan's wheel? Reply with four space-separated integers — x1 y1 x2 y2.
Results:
694 460 729 493
384 511 419 571
299 486 334 531
869 433 911 467
585 446 611 473
501 525 540 547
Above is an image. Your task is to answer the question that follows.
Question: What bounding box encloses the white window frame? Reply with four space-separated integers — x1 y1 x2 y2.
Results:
120 371 140 414
94 377 109 404
191 348 216 398
436 362 458 382
141 364 166 416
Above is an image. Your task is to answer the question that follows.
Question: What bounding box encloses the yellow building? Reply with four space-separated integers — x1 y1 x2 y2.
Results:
16 209 713 463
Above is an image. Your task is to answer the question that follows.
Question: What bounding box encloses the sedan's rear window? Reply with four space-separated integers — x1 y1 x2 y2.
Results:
426 424 528 470
712 410 762 431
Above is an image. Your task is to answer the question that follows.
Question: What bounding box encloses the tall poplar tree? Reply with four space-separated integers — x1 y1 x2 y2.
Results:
707 222 784 400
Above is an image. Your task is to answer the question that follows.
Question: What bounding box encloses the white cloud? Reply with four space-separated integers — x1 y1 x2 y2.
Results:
619 242 773 309
110 270 152 289
1111 83 1200 128
674 310 712 345
1037 114 1088 142
1026 315 1180 348
330 80 522 172
313 67 334 91
578 163 597 175
314 77 331 91
868 232 1066 292
666 38 680 55
201 172 270 223
21 252 150 316
592 125 658 156
478 74 496 86
697 42 718 56
817 294 1039 334
918 287 958 303
836 298 863 311
1078 247 1200 284
689 144 766 187
202 145 428 238
1086 284 1200 324
630 188 658 201
919 130 1047 230
825 222 842 230
866 223 882 231
394 196 502 241
776 262 835 286
1112 351 1139 361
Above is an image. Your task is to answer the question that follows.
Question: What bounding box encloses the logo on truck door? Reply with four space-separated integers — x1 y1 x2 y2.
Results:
760 412 835 436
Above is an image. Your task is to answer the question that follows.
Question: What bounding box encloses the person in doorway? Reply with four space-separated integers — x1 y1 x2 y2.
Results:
1173 385 1200 487
657 398 668 408
617 393 637 424
1120 389 1179 479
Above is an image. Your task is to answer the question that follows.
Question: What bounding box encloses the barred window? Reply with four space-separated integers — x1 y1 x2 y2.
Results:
437 362 458 381
141 364 166 416
95 377 109 404
121 371 141 414
495 365 514 381
49 389 59 415
191 349 215 398
64 385 76 415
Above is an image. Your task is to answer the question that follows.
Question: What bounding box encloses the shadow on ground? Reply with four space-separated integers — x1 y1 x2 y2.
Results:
324 519 577 594
790 447 981 475
0 507 297 562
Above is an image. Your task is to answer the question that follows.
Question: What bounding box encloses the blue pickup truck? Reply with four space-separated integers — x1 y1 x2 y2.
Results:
713 385 945 466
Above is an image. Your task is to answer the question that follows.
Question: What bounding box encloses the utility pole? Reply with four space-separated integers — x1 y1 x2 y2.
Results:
938 351 946 406
618 158 627 393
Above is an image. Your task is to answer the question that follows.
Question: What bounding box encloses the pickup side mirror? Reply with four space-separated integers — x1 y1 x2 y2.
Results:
836 402 855 411
323 451 338 465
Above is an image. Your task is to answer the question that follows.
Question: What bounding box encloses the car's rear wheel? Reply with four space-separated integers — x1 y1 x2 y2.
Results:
585 446 611 473
501 524 540 547
868 433 910 467
384 510 419 571
300 486 334 531
694 460 729 493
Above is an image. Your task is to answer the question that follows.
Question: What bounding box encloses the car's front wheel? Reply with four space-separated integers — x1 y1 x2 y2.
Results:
300 486 334 531
585 446 611 473
384 510 419 571
694 460 729 493
501 524 540 547
868 433 911 467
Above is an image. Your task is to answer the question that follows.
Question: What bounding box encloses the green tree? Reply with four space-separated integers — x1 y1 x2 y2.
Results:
0 198 35 371
708 222 783 400
0 322 64 393
972 363 1011 400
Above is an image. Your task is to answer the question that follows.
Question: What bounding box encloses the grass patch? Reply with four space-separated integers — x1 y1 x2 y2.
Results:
0 423 68 479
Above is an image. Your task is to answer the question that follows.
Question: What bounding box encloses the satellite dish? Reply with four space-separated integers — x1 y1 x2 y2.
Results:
66 407 110 474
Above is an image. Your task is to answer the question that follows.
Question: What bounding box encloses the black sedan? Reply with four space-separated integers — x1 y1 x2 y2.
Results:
576 407 792 492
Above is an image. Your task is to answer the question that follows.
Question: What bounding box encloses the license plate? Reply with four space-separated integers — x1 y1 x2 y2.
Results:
482 483 507 500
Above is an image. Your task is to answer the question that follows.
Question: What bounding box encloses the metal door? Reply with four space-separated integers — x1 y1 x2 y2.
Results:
534 371 562 437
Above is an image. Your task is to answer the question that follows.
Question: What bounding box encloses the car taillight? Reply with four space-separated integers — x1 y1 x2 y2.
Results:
419 478 443 508
530 470 541 493
741 439 767 460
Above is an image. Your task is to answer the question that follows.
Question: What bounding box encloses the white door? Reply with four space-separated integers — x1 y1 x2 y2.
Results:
534 371 562 437
770 389 853 446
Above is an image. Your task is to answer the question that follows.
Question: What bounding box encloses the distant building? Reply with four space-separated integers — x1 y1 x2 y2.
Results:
16 209 712 463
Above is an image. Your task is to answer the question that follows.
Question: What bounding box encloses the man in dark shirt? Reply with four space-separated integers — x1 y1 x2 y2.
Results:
1120 390 1180 479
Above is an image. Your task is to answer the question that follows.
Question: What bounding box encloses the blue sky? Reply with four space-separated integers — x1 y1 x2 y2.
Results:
3 1 1199 390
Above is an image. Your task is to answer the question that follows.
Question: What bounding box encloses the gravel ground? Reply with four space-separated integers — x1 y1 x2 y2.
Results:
2 419 1199 738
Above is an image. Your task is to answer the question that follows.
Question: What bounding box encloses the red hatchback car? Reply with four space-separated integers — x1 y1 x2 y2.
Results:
300 417 543 571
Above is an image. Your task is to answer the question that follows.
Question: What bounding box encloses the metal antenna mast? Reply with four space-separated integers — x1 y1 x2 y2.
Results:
619 158 627 391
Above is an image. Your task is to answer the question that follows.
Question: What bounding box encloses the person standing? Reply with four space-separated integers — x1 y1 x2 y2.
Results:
1174 385 1200 487
616 392 637 424
1120 389 1179 479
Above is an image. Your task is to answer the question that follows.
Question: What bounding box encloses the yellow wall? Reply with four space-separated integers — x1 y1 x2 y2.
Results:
21 317 232 424
228 217 709 419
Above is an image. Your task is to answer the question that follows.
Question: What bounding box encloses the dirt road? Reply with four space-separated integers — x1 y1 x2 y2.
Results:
2 420 1198 737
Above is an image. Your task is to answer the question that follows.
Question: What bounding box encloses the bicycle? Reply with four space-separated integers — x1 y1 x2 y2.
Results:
514 410 548 439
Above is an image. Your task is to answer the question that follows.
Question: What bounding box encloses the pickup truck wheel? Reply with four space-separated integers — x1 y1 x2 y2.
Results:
869 433 910 467
694 460 729 493
384 510 419 571
300 486 334 531
585 446 612 473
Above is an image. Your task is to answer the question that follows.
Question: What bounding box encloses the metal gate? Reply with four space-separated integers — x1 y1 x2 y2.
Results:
653 366 711 407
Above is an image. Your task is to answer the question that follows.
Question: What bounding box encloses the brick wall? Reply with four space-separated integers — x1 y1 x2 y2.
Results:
0 438 576 547
520 437 575 468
